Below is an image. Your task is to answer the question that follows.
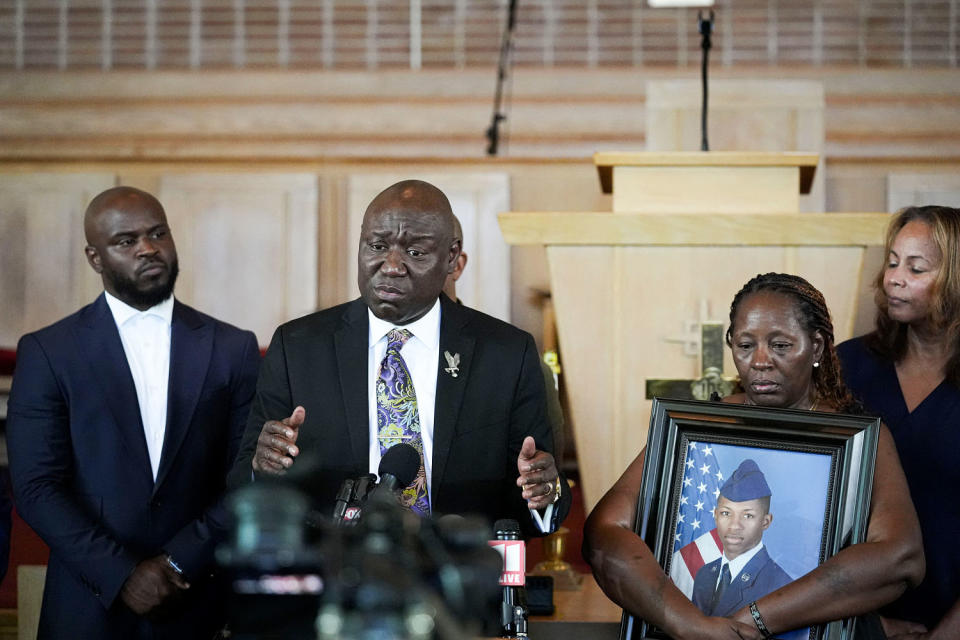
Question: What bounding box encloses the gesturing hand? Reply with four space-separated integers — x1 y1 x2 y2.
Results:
252 406 305 475
516 436 560 511
120 555 190 618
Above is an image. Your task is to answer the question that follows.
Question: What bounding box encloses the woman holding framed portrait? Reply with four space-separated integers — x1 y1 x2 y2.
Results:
838 206 960 640
584 273 925 640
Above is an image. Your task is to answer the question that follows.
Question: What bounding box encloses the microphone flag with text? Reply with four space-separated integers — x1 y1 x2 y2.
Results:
489 519 529 638
220 442 503 639
332 442 421 526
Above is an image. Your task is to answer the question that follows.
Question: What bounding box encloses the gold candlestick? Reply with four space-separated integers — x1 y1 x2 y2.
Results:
531 526 583 590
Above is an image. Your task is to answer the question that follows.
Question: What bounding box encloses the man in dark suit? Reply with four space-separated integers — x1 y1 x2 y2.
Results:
7 186 261 639
229 179 569 536
692 459 793 617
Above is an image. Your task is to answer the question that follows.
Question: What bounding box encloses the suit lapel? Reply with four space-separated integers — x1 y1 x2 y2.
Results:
154 301 212 492
334 300 371 471
723 548 766 614
74 294 153 486
699 559 722 614
431 296 475 503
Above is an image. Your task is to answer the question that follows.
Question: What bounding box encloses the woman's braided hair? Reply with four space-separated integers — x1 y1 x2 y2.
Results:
725 273 859 413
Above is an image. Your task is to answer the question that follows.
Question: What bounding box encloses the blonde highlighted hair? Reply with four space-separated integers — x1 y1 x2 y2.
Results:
871 205 960 386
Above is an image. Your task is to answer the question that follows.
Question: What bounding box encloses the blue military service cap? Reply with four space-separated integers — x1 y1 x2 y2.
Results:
719 459 771 502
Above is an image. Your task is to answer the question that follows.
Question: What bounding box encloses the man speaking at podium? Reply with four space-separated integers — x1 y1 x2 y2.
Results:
229 179 570 536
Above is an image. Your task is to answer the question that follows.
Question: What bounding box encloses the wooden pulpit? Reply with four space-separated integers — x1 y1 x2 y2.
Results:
499 152 890 512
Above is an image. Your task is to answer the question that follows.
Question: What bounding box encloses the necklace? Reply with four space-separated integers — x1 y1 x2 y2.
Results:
743 395 820 410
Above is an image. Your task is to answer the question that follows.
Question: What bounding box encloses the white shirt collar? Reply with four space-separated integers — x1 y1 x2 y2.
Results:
104 291 174 328
367 297 442 350
722 541 765 579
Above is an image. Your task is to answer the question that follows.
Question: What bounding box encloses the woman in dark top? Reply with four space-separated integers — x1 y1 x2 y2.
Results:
585 273 924 640
838 205 960 639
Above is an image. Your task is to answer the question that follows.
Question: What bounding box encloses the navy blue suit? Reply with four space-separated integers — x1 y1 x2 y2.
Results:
692 547 793 617
6 294 260 639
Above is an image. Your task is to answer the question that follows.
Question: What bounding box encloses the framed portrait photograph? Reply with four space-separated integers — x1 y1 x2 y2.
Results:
620 398 881 640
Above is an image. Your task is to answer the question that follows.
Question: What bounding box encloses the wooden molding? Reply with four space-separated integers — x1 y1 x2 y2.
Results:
498 212 890 246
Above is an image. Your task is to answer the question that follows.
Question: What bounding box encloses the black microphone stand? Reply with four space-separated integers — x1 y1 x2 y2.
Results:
486 0 519 156
698 9 714 152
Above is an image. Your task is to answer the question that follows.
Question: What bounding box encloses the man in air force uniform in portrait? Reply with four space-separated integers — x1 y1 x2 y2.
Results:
692 459 793 617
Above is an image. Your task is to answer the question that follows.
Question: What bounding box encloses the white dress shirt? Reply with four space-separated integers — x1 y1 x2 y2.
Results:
367 299 441 502
105 292 173 481
366 298 553 531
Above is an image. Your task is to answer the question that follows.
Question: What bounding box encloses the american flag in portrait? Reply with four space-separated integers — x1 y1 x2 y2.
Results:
669 440 724 597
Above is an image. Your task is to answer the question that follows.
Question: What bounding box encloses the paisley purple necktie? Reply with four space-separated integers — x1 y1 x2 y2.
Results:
376 328 430 516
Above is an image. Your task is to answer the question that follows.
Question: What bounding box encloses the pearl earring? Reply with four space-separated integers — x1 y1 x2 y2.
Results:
813 361 820 368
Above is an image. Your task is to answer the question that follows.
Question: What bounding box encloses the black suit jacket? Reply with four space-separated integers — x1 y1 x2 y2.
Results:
7 294 260 639
229 295 570 537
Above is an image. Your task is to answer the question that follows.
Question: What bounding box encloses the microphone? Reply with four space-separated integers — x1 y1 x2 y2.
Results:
366 443 421 508
353 473 377 505
375 443 421 494
333 474 377 526
332 478 355 522
338 445 421 526
490 519 528 638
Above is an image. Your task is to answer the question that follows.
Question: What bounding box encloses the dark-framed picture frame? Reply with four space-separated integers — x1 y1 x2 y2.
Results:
620 398 880 640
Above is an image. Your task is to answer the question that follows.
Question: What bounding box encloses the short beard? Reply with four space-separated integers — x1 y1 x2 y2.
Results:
109 259 179 309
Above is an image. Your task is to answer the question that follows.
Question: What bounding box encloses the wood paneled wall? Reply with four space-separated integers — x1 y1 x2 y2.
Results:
1 66 959 349
2 67 959 161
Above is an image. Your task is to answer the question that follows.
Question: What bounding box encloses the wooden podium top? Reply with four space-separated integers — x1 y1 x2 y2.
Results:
498 212 890 247
594 151 820 196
